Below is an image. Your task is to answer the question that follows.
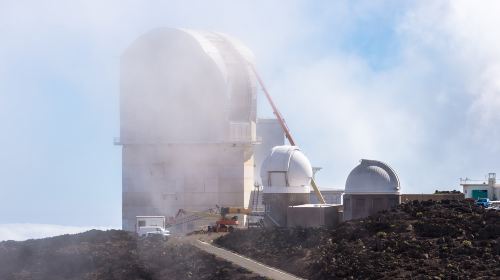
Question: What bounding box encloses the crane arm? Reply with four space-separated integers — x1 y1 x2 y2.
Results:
252 66 297 146
251 65 326 204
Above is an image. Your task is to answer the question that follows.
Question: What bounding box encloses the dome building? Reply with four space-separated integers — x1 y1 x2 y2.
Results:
343 159 401 220
119 28 262 231
260 145 312 226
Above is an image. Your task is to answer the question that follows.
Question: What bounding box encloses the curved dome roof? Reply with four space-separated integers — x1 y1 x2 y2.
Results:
260 146 313 189
123 28 256 99
345 159 400 194
120 28 257 143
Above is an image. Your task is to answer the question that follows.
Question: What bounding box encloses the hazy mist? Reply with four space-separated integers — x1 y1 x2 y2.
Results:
1 0 499 230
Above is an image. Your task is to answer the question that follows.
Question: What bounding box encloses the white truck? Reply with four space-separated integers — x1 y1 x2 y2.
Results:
135 216 170 239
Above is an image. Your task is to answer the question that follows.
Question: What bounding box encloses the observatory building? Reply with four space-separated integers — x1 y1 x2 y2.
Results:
343 159 401 220
119 28 282 231
261 145 312 226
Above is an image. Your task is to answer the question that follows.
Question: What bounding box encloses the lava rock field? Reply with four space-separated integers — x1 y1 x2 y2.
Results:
215 200 500 279
0 230 264 280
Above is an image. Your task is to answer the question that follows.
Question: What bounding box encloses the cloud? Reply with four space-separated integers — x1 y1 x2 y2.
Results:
0 224 113 241
269 50 424 189
263 0 500 191
0 0 321 225
399 0 500 141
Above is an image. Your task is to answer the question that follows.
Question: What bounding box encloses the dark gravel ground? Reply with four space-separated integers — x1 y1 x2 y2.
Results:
0 230 265 280
215 200 500 279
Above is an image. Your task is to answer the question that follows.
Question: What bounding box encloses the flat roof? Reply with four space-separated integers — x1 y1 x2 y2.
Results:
290 204 341 208
313 189 344 192
257 118 280 123
461 183 500 187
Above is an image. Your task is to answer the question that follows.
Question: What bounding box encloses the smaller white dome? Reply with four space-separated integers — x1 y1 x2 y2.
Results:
260 145 312 193
345 159 400 194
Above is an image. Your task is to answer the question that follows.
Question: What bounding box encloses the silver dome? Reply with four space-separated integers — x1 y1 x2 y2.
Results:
345 159 400 194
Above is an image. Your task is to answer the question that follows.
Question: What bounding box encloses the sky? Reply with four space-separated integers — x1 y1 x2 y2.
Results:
1 0 499 239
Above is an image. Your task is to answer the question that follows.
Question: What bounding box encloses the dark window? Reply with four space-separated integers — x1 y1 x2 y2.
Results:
138 220 146 227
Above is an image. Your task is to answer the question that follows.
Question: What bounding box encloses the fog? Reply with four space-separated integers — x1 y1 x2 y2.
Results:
0 224 112 241
1 0 499 230
119 28 260 230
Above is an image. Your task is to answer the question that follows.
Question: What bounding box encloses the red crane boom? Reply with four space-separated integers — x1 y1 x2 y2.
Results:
251 66 326 204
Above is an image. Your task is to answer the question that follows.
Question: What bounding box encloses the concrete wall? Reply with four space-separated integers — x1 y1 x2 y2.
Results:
287 204 343 228
122 144 254 231
310 190 343 204
343 194 400 221
401 193 464 202
263 193 309 227
254 119 285 186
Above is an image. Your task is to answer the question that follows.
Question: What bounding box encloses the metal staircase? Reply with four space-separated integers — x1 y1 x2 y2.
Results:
248 184 265 228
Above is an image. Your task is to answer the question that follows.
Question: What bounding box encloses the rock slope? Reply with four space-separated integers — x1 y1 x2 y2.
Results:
215 200 500 279
0 230 264 280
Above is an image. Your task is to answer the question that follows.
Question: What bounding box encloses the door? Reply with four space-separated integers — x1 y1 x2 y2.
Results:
472 189 488 200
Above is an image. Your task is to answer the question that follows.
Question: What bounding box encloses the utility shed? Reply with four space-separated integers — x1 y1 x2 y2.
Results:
461 173 500 200
287 204 343 228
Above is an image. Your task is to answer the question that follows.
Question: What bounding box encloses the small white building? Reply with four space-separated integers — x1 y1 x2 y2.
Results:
461 173 500 200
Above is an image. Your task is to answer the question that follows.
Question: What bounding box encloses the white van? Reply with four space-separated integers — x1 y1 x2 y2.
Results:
136 216 166 230
137 226 171 239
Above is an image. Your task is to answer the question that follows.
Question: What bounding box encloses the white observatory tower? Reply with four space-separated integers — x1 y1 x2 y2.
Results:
344 159 401 220
260 145 312 226
119 28 258 231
